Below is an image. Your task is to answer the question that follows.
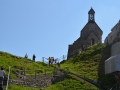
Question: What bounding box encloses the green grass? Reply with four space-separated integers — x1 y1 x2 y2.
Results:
0 51 100 90
61 44 104 79
4 84 42 90
0 44 116 90
0 51 54 78
46 75 98 90
60 44 116 88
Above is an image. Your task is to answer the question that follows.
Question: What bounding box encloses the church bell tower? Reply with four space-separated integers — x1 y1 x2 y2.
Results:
88 8 95 22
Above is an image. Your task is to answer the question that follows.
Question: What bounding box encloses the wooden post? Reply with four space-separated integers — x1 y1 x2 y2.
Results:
35 70 36 79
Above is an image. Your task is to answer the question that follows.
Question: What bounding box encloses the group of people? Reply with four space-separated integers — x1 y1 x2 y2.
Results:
25 53 36 62
48 57 60 69
48 57 56 66
0 67 6 90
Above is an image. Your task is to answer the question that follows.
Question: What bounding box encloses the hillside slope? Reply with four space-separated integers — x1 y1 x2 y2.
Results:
0 51 101 90
0 51 53 78
61 44 116 88
46 75 98 90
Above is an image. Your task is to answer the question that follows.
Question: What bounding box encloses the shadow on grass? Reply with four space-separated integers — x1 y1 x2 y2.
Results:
98 45 116 89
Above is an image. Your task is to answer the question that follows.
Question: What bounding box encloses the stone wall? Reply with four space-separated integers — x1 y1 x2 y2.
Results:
104 20 120 45
111 42 120 56
105 41 120 74
9 71 67 88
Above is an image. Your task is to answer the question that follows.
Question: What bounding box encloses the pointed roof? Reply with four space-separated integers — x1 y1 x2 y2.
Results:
86 30 99 40
81 20 103 33
88 7 95 14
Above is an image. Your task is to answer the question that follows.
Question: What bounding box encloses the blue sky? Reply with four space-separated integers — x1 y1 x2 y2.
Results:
0 0 120 62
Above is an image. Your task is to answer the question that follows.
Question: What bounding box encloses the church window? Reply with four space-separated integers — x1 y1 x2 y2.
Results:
91 38 95 45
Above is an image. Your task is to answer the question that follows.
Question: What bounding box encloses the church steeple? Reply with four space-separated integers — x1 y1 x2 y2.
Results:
88 7 95 22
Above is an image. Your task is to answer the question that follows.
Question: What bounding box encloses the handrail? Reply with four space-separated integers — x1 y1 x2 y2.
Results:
54 67 108 90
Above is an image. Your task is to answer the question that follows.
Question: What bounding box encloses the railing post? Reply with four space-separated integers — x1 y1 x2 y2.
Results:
35 70 36 79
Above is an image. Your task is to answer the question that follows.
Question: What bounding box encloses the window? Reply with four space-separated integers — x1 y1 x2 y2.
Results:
91 38 95 45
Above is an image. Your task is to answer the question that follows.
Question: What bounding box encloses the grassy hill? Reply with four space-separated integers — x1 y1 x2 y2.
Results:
4 75 98 90
0 51 99 90
0 51 54 78
60 44 116 88
46 75 98 90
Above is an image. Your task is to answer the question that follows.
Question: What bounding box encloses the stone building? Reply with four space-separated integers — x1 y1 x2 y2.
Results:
67 8 103 59
104 20 120 45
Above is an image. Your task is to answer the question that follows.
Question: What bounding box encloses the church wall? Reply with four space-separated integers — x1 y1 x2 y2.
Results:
86 32 100 44
94 25 103 40
81 25 91 39
88 23 102 41
67 44 73 59
67 40 90 59
81 23 102 41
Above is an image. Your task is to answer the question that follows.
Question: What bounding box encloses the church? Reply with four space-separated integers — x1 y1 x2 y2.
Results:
67 8 103 59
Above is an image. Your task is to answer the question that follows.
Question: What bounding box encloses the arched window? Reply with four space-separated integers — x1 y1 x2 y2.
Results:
91 38 95 45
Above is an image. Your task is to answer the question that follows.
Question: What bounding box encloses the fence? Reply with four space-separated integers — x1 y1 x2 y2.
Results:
14 68 56 80
42 55 67 64
8 66 67 88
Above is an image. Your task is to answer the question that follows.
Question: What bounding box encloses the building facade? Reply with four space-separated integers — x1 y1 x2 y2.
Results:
67 8 103 59
104 20 120 45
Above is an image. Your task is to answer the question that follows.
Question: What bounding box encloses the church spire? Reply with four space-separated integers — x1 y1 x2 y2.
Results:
88 8 95 22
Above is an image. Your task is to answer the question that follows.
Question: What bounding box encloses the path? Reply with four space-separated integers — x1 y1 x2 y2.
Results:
51 65 106 90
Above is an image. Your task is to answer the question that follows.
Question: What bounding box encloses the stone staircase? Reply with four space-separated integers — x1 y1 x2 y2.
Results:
9 76 52 88
8 71 66 88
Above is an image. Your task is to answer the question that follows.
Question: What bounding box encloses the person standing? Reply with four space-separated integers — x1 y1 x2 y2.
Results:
32 54 36 62
0 67 6 90
25 53 28 59
51 57 54 65
48 57 51 66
